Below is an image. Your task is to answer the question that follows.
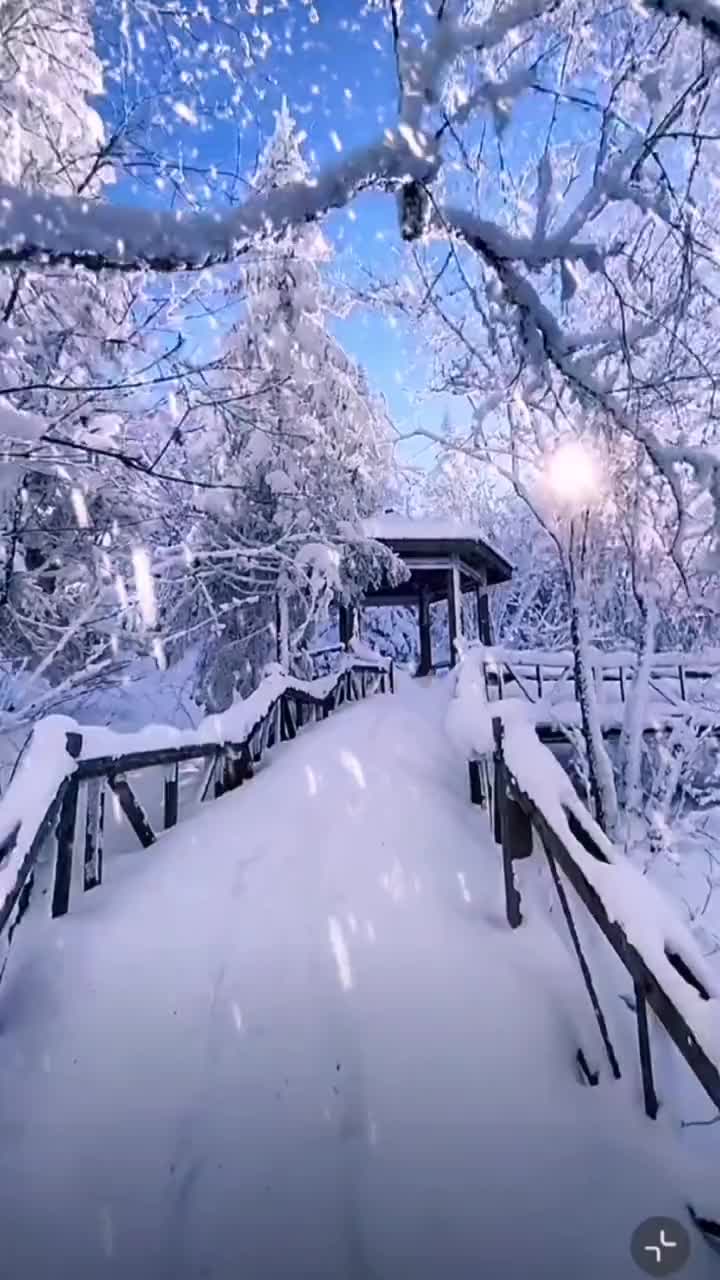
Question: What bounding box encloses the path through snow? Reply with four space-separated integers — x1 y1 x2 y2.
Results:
0 678 717 1278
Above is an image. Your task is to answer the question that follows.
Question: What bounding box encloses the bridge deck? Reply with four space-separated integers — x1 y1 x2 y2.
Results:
0 680 716 1279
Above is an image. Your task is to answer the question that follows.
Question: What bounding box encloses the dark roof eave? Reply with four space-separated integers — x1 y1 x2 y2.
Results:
374 535 513 585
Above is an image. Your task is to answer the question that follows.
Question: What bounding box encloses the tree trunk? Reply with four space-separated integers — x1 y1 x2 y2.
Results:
276 592 290 669
619 589 657 844
569 600 618 837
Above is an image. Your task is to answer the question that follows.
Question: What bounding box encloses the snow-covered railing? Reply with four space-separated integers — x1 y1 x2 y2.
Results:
0 655 394 952
448 662 720 1123
480 645 720 714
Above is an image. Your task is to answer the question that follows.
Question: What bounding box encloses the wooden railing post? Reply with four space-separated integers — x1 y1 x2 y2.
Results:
492 717 532 929
468 759 485 807
51 732 83 918
108 774 156 848
542 836 622 1083
492 741 503 845
163 763 179 829
281 695 297 741
83 777 105 891
216 744 254 797
634 978 659 1118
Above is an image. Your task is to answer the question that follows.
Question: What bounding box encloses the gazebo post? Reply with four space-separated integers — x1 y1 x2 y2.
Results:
447 563 462 667
339 602 356 651
417 584 432 676
476 586 493 645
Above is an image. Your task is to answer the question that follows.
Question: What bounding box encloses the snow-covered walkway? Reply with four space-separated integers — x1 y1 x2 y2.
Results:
0 679 716 1278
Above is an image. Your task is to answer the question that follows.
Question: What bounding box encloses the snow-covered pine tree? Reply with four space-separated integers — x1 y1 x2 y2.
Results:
185 101 392 710
0 0 165 710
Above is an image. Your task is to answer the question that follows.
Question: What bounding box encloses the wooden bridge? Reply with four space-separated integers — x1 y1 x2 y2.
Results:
0 649 718 1262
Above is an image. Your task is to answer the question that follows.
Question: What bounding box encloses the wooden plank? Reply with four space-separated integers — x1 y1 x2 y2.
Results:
576 1048 600 1086
634 979 659 1118
198 751 219 802
468 760 485 807
0 793 64 938
271 699 282 747
76 741 216 780
253 713 272 762
647 676 683 710
502 662 537 704
492 753 502 846
163 763 179 829
546 662 573 707
216 744 254 796
281 696 297 741
543 839 622 1081
108 774 156 849
83 778 105 891
6 869 35 950
51 733 83 919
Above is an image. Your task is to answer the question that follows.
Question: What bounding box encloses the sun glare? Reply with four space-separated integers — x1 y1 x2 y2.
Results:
544 440 601 509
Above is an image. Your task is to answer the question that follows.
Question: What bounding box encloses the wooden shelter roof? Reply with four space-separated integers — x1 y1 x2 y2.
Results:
362 514 513 593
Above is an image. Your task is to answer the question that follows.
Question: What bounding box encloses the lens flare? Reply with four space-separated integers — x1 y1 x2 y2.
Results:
544 440 601 509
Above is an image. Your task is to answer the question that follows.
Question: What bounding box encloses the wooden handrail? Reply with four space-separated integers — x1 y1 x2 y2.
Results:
0 658 394 951
467 717 720 1120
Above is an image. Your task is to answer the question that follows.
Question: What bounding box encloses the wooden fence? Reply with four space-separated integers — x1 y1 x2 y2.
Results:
467 717 720 1128
0 658 394 950
481 648 720 711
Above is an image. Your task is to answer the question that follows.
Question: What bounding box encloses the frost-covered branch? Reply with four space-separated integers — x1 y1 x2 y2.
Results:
0 139 436 272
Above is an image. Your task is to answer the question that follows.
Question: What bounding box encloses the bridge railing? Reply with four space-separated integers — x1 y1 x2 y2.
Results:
0 655 394 954
479 645 720 713
450 658 720 1126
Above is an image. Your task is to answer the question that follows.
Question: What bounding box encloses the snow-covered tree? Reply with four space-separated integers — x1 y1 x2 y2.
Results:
174 103 393 709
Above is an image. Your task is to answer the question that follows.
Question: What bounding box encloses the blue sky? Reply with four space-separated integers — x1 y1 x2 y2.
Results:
99 0 467 466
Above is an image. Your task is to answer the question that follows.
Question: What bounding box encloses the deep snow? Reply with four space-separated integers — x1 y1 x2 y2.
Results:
0 677 718 1279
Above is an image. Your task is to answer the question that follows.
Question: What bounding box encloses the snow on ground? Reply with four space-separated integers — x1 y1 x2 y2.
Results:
0 677 718 1279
